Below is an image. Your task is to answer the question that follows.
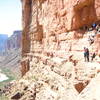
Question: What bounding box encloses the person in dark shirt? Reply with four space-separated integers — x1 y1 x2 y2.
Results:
84 47 87 62
84 47 89 62
91 52 96 62
86 48 89 62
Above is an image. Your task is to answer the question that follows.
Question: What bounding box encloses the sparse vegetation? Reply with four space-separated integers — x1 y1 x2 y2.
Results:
0 68 19 88
0 95 9 100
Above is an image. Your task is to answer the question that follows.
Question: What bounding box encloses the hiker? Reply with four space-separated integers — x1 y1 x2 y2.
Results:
96 24 100 31
88 35 94 45
92 23 97 29
84 47 89 62
86 48 89 62
91 52 96 62
84 47 87 62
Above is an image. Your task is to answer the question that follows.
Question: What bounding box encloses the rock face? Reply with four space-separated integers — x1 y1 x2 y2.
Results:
21 0 100 74
21 0 100 55
94 34 100 56
21 58 30 76
6 30 22 52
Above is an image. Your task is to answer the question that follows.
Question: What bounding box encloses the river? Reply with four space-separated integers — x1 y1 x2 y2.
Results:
0 71 9 82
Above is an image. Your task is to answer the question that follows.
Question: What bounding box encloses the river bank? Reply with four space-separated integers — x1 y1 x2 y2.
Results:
0 73 9 82
0 68 20 89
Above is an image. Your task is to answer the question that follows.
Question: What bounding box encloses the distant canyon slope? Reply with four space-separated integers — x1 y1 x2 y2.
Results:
0 31 22 73
6 31 22 51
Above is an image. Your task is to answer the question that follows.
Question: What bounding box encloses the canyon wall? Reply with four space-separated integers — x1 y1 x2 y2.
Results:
0 31 22 74
21 0 100 75
5 30 22 52
22 0 100 56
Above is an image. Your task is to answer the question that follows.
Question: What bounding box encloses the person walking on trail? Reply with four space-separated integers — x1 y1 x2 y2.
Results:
92 23 97 29
88 35 94 45
91 52 96 62
84 47 87 62
84 47 89 62
86 48 89 62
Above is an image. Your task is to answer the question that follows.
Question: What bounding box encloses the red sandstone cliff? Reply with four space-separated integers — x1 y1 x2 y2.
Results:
20 0 100 75
20 0 100 86
21 0 100 55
